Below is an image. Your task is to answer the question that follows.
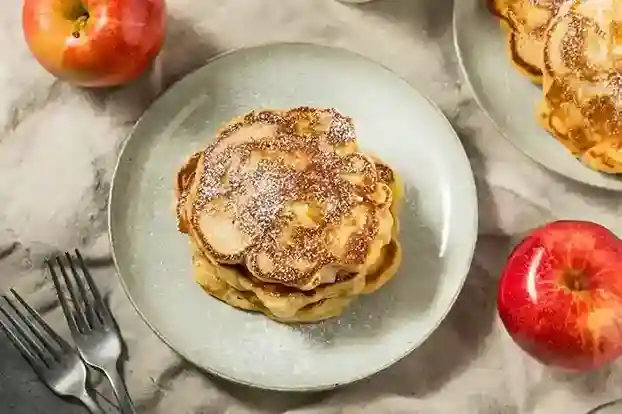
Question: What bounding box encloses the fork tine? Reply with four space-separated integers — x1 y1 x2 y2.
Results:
47 260 80 335
10 289 73 353
65 252 101 328
0 317 45 373
75 249 113 323
0 297 52 369
55 256 90 333
2 295 59 366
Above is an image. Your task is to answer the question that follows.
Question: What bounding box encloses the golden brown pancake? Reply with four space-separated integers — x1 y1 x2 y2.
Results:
177 108 397 290
488 0 622 174
190 235 402 323
186 168 402 322
174 107 404 323
190 242 356 323
538 0 622 173
489 0 572 83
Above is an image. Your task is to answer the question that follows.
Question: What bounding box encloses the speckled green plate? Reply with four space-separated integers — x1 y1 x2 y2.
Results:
108 43 478 391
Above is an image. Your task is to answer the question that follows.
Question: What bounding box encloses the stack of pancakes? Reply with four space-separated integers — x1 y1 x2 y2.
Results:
175 107 403 323
489 0 622 174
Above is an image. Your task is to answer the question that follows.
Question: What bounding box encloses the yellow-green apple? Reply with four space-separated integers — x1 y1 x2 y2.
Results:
498 220 622 371
22 0 166 87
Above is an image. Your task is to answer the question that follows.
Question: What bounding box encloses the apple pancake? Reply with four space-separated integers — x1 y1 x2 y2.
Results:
174 107 404 322
489 0 572 83
190 235 402 323
538 0 622 173
176 107 397 290
185 164 402 322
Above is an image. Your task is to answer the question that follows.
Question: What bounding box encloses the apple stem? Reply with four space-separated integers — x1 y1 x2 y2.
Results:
562 269 590 292
72 14 90 39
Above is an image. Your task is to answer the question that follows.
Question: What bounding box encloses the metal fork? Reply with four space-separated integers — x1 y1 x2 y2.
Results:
0 289 104 413
47 250 136 414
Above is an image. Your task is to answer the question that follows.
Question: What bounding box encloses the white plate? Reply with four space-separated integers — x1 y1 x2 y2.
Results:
109 43 478 391
589 401 622 414
453 0 622 191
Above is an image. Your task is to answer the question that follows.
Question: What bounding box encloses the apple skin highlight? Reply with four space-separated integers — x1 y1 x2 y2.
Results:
497 220 622 371
23 0 167 87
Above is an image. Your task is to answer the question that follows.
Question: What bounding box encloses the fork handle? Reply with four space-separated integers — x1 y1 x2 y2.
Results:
79 390 106 414
105 367 136 414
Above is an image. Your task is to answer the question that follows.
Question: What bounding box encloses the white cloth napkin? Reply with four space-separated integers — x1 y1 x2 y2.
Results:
1 0 621 413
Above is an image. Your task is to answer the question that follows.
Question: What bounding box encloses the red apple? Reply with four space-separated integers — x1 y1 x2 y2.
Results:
498 220 622 371
22 0 166 87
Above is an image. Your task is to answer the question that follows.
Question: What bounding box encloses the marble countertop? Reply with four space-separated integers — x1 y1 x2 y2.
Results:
1 0 621 413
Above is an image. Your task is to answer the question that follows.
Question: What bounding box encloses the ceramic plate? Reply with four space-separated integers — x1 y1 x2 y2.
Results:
589 401 622 414
109 43 478 391
453 0 622 191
